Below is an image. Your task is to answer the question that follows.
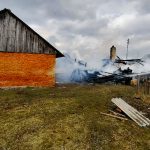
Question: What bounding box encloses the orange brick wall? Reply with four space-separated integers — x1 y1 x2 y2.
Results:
0 52 56 87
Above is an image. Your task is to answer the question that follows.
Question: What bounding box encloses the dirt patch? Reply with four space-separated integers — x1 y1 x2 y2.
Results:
125 98 150 118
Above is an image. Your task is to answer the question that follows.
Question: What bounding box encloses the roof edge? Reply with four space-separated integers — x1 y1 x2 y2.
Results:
0 8 64 58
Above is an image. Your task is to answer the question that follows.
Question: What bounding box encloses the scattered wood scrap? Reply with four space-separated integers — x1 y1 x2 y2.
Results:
111 98 150 127
100 112 128 120
109 110 127 118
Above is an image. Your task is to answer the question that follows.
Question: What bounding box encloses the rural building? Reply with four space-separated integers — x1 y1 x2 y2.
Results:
0 8 63 87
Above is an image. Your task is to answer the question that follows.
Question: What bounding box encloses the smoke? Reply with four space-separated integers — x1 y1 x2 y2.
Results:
56 51 87 83
56 51 150 83
100 59 118 73
120 54 150 73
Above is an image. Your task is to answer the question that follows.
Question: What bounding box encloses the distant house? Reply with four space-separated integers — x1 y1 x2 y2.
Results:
0 8 63 87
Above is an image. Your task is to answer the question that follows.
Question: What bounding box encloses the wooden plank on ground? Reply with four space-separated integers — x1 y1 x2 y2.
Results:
111 98 150 127
100 112 128 120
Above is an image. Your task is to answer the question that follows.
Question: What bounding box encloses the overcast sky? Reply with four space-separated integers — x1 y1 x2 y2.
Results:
0 0 150 62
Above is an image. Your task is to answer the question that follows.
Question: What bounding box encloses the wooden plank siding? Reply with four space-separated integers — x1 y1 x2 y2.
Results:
0 9 63 87
0 52 55 87
0 9 63 57
0 12 52 54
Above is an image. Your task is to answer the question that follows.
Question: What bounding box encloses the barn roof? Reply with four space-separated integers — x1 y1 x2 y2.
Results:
0 8 64 58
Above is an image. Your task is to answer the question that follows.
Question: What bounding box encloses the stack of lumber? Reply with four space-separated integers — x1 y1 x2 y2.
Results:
111 98 150 127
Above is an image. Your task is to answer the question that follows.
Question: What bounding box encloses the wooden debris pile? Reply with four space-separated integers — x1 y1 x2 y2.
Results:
111 98 150 127
100 98 150 127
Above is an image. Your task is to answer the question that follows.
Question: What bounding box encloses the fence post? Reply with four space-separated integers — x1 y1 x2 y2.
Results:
136 75 140 96
148 78 150 95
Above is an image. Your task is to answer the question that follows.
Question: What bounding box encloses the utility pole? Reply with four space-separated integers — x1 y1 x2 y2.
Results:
126 38 129 59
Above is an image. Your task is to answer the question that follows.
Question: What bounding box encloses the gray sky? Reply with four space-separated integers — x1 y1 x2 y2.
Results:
0 0 150 62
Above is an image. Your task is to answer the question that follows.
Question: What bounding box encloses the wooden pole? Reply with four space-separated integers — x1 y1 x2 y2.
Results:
100 112 128 120
136 75 141 97
148 80 150 95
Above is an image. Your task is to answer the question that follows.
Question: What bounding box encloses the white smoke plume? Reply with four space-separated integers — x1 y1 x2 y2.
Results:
56 51 87 83
120 54 150 73
56 51 150 83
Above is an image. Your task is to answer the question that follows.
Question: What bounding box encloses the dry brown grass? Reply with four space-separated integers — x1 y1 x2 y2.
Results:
0 84 150 150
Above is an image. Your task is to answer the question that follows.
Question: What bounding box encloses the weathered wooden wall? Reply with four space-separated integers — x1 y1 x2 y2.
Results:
0 11 55 54
136 75 150 95
0 52 55 87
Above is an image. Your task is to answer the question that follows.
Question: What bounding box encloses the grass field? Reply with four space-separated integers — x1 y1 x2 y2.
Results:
0 84 150 150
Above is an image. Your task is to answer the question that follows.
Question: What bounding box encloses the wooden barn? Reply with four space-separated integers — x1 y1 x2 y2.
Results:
0 8 63 87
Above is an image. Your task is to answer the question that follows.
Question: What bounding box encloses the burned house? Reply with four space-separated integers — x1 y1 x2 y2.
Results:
0 8 63 87
69 46 141 84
